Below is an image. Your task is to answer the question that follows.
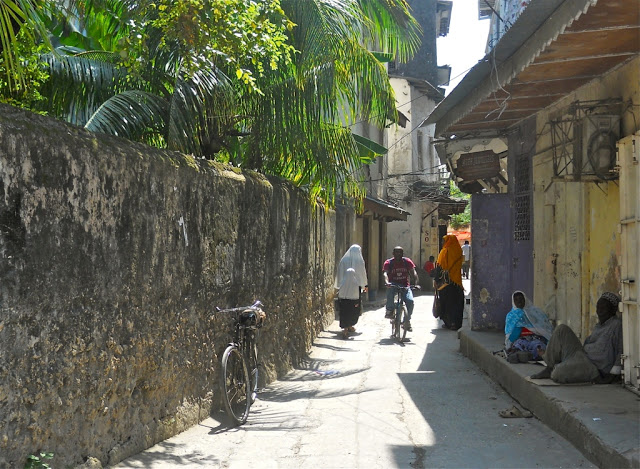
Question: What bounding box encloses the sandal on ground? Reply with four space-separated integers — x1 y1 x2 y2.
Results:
341 330 349 339
499 406 532 418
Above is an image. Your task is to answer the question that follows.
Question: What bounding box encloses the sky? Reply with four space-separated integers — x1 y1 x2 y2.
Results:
437 0 492 94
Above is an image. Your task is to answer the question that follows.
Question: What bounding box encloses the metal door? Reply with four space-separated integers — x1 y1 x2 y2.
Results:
617 134 639 391
470 193 512 330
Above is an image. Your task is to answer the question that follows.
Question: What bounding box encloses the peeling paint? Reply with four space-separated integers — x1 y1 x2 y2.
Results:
480 288 491 304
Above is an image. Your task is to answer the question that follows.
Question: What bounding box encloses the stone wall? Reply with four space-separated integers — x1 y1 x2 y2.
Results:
0 104 336 467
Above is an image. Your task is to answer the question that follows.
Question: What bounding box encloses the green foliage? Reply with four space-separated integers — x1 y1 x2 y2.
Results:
449 180 471 230
0 0 52 92
123 0 296 91
0 23 49 109
2 0 421 207
24 452 54 469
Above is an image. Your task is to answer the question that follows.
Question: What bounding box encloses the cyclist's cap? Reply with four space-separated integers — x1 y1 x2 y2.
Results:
393 246 403 253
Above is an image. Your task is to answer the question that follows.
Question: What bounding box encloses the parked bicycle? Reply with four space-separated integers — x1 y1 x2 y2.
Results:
216 300 266 425
387 284 419 342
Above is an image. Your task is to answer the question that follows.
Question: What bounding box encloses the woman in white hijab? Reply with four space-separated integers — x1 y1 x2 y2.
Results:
335 244 368 291
336 245 368 338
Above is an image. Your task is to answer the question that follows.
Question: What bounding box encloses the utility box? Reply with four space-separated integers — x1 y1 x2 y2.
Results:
581 114 620 179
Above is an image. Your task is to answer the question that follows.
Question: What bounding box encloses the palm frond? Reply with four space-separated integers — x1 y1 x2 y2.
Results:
50 0 137 51
39 52 126 125
85 89 168 144
358 0 422 62
164 66 237 157
0 0 52 91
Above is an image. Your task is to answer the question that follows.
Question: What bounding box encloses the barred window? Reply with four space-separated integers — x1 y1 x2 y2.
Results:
514 194 531 241
514 151 531 241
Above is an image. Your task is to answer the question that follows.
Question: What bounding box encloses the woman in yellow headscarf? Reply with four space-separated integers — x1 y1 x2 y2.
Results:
435 235 465 330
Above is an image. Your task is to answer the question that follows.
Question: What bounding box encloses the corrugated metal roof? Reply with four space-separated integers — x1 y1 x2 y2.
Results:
362 196 410 222
423 0 640 138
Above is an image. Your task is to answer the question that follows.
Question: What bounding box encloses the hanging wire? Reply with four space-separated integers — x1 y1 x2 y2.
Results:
484 46 510 121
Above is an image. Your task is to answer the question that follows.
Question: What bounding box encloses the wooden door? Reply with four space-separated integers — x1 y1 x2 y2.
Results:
617 134 640 391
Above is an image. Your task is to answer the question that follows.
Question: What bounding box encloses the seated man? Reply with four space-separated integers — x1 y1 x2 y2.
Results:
530 292 622 384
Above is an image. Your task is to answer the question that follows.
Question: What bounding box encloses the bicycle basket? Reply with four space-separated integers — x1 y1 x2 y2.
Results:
240 309 265 329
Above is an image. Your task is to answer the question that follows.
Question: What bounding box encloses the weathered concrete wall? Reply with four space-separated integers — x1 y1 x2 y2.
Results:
0 104 335 468
532 56 638 338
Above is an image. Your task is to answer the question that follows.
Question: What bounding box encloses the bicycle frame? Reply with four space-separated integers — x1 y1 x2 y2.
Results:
389 284 410 342
232 322 259 401
217 301 264 425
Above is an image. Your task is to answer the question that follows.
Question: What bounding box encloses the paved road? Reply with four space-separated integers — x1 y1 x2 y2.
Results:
115 293 595 469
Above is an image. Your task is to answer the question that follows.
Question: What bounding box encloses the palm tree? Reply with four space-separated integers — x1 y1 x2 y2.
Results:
237 0 421 204
7 0 421 206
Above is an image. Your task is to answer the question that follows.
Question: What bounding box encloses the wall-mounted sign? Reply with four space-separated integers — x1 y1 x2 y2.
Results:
456 150 501 181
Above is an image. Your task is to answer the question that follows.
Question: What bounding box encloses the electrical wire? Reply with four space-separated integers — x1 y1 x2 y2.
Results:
484 46 510 120
345 61 487 130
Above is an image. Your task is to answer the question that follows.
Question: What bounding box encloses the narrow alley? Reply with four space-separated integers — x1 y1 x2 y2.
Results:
114 293 595 469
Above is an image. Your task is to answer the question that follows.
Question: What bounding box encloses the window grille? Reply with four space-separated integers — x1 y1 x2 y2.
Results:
514 147 531 241
514 194 530 241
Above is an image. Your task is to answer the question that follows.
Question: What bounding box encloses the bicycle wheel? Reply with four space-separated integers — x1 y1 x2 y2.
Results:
394 306 402 340
390 309 398 338
401 305 408 341
220 345 251 425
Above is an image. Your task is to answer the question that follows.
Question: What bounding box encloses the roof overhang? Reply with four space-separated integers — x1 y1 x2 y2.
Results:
423 0 640 138
362 196 410 222
390 76 446 103
410 181 469 216
437 200 468 217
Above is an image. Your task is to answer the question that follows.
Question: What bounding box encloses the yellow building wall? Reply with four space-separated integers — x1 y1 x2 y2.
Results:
585 183 621 336
532 56 638 338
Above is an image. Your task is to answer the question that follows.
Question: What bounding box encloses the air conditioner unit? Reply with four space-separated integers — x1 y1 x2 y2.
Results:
581 114 620 180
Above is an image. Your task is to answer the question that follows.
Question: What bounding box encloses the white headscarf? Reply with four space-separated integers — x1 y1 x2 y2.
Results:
338 268 361 300
335 244 368 291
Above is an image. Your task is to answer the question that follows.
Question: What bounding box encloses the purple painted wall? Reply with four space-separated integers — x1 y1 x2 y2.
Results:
470 193 512 330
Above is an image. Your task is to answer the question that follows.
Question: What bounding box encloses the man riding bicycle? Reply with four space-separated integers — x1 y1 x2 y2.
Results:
382 246 420 331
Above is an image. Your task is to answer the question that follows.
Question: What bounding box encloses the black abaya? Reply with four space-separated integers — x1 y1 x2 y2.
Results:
439 283 464 330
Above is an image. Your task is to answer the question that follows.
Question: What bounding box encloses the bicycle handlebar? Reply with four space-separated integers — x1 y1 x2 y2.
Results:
215 300 264 314
386 283 421 290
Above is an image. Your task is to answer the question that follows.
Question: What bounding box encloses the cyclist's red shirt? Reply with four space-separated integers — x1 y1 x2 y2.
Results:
382 257 415 286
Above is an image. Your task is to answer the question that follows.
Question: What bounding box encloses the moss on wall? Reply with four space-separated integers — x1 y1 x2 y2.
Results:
0 104 335 468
